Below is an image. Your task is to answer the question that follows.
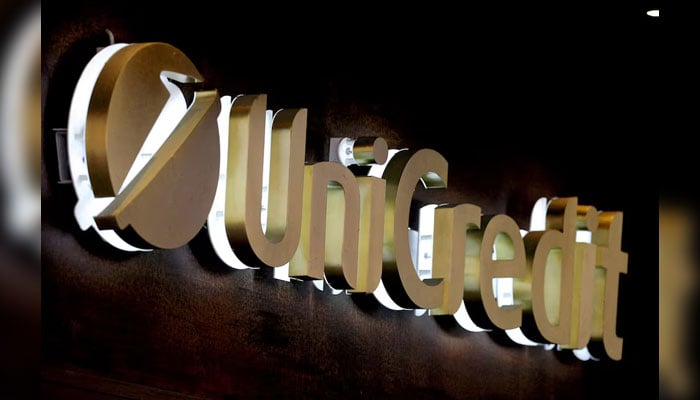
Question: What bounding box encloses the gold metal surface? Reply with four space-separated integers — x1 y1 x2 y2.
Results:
88 43 220 249
520 198 577 344
86 43 204 196
570 205 599 349
289 164 385 292
381 149 448 309
567 241 595 349
479 215 527 329
290 162 360 285
591 211 626 360
354 176 385 293
353 137 388 165
429 203 481 315
95 90 221 249
224 95 307 267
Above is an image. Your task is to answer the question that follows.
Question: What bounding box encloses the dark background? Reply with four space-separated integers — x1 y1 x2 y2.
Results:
39 1 662 399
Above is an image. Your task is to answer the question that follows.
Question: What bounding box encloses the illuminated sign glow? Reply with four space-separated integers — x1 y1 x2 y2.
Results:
67 42 627 361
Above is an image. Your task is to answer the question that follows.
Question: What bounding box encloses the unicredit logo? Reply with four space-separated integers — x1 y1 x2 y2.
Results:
65 42 627 361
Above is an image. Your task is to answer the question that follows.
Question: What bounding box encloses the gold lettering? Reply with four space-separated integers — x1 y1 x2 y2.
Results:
68 41 630 361
591 211 627 360
565 205 599 349
568 241 596 349
429 203 481 315
290 149 386 292
381 149 447 309
290 162 360 287
479 215 527 330
224 95 306 267
521 197 576 344
353 176 386 293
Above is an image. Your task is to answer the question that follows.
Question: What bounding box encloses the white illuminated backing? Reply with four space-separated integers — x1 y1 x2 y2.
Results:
416 205 436 275
67 43 149 252
453 303 488 332
335 137 358 166
573 347 599 362
407 206 433 316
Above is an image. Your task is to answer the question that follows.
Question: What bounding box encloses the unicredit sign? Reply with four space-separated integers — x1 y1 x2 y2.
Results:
66 42 627 361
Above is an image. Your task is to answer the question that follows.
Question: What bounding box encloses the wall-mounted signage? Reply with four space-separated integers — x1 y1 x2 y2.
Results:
65 42 627 361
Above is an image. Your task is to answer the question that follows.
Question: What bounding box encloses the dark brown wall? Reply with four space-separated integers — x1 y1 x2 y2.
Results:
41 2 660 399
